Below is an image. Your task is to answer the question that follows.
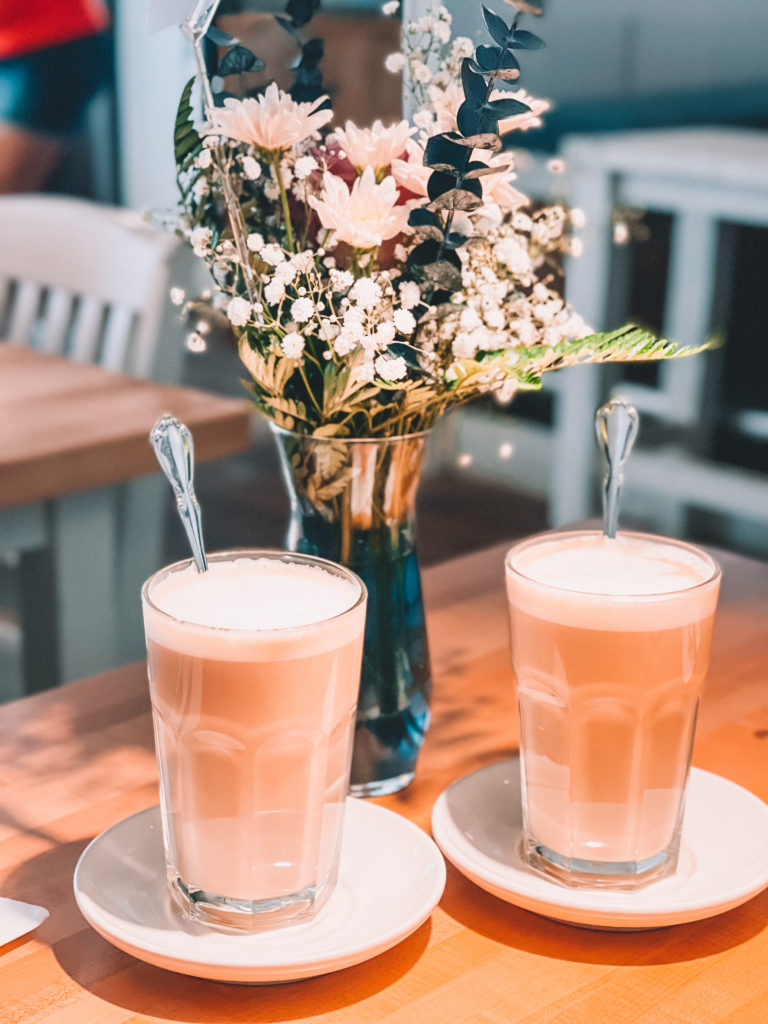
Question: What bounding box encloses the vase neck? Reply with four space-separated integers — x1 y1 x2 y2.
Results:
271 429 428 564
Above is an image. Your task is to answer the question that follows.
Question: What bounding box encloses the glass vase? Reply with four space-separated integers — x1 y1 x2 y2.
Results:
271 424 432 797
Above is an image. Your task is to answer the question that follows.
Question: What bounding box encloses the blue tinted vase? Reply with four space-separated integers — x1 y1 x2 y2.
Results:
271 425 432 797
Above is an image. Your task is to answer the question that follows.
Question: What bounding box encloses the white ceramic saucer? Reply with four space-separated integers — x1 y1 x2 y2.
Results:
431 758 768 930
74 799 445 983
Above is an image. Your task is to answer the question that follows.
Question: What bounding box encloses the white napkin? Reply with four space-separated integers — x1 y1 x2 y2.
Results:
0 897 49 946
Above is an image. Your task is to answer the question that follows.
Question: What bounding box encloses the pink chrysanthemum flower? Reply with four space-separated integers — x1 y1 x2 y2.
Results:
308 167 410 249
391 138 431 198
427 80 465 135
493 88 551 134
204 83 332 153
331 119 415 174
477 152 529 212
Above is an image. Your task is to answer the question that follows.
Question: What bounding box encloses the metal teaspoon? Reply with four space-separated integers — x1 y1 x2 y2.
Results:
150 414 208 572
595 397 640 539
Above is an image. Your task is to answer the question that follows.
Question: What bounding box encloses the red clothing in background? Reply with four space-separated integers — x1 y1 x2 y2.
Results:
0 0 110 59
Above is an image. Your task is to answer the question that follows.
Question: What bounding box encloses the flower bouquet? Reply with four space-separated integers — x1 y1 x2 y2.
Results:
173 0 706 794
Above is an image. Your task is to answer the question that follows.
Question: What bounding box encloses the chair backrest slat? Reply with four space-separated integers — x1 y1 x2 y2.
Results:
68 296 106 364
7 280 43 347
0 275 12 336
100 306 136 372
38 287 76 356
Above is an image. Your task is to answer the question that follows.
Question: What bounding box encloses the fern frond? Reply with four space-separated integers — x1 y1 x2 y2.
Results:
550 325 715 368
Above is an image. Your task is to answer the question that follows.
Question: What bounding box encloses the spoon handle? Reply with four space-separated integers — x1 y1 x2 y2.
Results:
595 398 639 539
150 414 208 573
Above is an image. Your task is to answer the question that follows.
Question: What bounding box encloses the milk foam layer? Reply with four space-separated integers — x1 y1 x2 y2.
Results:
512 533 714 596
506 532 720 631
143 555 365 660
149 557 360 630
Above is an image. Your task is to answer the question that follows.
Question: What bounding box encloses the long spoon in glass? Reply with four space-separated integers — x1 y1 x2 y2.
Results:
595 397 639 539
150 414 208 573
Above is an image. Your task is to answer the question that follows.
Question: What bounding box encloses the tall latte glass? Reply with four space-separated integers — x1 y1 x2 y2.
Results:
505 530 720 888
141 550 366 930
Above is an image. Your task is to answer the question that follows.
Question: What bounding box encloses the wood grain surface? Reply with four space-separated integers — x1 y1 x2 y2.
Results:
0 541 766 1023
0 346 251 507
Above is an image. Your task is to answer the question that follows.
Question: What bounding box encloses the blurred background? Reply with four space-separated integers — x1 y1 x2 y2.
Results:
1 0 767 698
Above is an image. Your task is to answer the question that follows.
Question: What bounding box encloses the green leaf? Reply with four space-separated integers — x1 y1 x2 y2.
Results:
510 28 545 49
294 36 324 71
424 133 467 170
471 44 520 77
482 5 511 48
289 30 325 102
461 59 487 103
285 0 321 28
474 44 503 70
489 95 531 118
175 124 197 144
409 207 443 230
409 207 445 241
174 77 201 165
407 238 442 271
427 170 457 201
457 100 497 138
481 7 546 57
387 342 423 369
428 172 482 203
218 45 266 76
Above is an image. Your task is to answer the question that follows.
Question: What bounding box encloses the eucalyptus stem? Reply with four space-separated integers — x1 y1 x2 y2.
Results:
437 73 498 263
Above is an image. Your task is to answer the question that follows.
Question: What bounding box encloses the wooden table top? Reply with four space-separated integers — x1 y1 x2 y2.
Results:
1 540 766 1023
0 345 252 508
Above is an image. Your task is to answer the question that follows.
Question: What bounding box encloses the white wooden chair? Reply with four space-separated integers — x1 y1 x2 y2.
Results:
0 194 192 696
550 127 768 540
0 194 185 381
